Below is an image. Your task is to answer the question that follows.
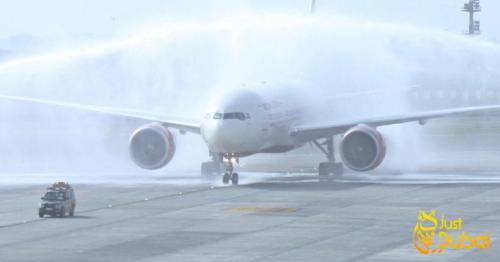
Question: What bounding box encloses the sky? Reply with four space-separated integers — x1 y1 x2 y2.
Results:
0 0 499 43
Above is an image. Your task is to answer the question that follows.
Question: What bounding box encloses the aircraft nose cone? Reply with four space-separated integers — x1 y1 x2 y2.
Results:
212 124 244 152
202 121 254 153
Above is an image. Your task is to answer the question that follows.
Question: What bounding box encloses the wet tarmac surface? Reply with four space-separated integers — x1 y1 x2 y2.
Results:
0 172 499 261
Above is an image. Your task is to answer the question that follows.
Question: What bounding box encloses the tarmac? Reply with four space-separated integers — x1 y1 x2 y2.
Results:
0 172 499 262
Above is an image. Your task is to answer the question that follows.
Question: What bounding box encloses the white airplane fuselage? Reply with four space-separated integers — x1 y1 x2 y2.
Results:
201 88 304 156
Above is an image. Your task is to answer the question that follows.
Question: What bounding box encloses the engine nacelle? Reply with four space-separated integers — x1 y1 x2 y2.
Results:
340 124 386 172
129 123 176 170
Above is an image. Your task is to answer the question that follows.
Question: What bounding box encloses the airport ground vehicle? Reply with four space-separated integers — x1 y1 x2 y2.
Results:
38 182 76 218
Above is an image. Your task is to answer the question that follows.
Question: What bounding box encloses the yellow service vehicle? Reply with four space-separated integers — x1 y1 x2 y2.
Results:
39 182 76 218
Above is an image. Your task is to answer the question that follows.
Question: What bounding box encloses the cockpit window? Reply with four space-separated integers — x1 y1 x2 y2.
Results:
213 112 250 120
224 112 245 120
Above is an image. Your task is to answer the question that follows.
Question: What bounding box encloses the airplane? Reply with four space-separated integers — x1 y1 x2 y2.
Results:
1 86 500 185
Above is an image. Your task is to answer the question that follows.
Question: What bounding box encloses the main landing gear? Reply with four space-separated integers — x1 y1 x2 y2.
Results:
201 153 239 185
313 136 344 182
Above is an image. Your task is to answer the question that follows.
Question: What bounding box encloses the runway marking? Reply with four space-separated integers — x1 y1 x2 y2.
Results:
226 207 298 213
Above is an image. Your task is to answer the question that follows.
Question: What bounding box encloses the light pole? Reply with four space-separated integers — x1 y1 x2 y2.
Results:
462 0 481 35
310 0 316 14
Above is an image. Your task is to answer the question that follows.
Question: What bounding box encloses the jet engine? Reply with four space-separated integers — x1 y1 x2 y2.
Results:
129 123 176 170
340 124 386 172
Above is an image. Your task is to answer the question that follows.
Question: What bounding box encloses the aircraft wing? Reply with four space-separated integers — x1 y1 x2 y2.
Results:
291 104 500 143
0 94 201 134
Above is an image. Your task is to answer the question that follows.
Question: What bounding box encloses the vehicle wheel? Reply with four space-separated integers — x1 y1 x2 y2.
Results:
59 208 65 217
69 208 74 217
231 173 239 185
39 212 44 218
222 173 230 184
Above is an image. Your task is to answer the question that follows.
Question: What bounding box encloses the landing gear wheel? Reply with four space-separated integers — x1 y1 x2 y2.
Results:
313 136 344 182
318 162 344 182
318 162 332 182
222 173 230 184
201 161 220 177
231 173 239 185
332 163 344 177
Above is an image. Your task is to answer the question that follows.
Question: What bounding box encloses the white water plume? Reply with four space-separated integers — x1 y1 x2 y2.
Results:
1 13 500 175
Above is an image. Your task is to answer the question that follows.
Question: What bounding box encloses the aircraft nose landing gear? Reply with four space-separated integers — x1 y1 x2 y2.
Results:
201 152 239 185
222 154 239 185
222 172 238 185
